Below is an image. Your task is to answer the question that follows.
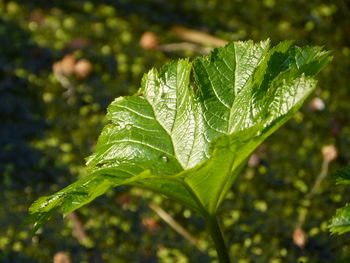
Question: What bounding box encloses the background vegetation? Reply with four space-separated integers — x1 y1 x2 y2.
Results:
0 0 349 262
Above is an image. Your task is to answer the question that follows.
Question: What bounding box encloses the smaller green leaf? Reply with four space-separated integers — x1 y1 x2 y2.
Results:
329 203 350 235
331 166 350 185
329 166 350 235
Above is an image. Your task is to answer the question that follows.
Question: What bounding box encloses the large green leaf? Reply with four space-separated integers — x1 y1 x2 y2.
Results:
329 167 350 235
29 40 331 231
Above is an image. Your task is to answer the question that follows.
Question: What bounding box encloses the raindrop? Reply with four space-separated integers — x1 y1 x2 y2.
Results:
116 123 125 129
116 123 132 129
160 156 169 163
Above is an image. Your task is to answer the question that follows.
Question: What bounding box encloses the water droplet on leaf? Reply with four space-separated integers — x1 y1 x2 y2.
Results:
117 123 132 129
116 123 125 129
160 156 169 163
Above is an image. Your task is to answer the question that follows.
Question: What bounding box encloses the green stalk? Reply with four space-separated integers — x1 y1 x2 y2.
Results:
206 215 231 263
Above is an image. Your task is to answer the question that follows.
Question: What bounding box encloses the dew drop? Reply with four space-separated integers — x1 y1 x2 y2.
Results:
116 123 125 129
117 123 132 129
160 156 169 163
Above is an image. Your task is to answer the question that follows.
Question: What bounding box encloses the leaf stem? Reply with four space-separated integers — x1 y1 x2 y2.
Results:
206 214 231 263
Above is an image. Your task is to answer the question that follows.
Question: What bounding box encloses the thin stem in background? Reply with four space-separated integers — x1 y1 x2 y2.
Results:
293 145 337 248
149 203 204 252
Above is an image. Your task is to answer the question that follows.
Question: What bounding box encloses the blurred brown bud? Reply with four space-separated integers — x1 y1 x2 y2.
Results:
142 217 160 232
322 144 338 162
309 97 325 111
139 31 159 50
29 10 45 24
293 227 308 248
52 61 63 75
248 153 260 168
116 193 132 209
53 55 92 80
74 59 93 79
53 252 71 263
59 54 76 75
69 37 90 50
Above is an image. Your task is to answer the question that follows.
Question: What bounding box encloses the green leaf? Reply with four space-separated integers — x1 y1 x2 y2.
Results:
331 166 350 185
28 40 331 230
329 166 350 235
330 204 350 235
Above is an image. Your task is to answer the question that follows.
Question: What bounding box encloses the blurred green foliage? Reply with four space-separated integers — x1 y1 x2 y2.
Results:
0 0 349 262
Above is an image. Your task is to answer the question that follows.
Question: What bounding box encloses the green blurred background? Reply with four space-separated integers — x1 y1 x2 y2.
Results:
1 0 349 262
